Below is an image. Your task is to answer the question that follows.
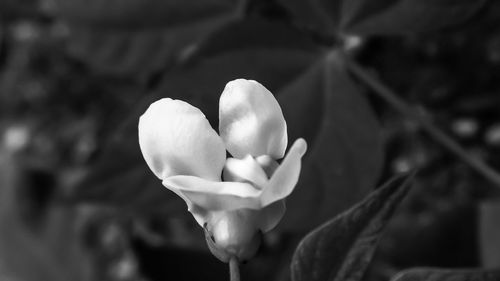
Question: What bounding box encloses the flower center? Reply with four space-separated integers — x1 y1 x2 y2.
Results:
222 155 279 189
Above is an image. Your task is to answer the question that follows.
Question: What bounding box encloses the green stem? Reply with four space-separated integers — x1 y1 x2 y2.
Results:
229 257 240 281
343 54 500 188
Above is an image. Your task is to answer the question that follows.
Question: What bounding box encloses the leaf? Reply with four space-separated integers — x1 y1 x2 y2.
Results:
72 138 189 216
53 0 243 77
479 200 500 268
291 172 415 281
391 268 500 281
277 0 487 36
274 0 342 36
277 51 384 230
53 0 236 27
342 0 489 35
0 0 40 21
191 18 321 59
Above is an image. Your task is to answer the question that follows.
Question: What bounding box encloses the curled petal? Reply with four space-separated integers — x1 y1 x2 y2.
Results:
261 138 307 206
219 79 287 159
223 155 268 189
139 98 226 181
162 175 262 211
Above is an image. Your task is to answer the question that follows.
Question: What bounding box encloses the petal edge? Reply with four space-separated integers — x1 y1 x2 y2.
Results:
260 138 307 206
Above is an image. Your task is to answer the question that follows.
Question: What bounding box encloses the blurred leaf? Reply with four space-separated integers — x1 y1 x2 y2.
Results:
72 21 321 217
53 0 236 27
0 152 95 281
479 200 500 268
278 52 384 230
291 173 414 281
342 0 488 35
274 0 341 36
192 18 321 59
391 268 500 281
73 141 187 216
54 0 243 76
277 0 487 36
0 0 41 21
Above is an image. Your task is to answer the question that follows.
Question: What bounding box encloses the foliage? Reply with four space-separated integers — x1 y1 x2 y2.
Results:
291 173 414 281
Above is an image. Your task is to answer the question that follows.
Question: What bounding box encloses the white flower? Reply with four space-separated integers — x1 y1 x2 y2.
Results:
138 79 307 260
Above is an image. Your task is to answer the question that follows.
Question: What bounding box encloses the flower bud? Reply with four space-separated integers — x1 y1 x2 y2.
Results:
204 210 262 263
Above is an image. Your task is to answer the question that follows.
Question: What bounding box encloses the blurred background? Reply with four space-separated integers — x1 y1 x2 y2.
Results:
0 0 500 281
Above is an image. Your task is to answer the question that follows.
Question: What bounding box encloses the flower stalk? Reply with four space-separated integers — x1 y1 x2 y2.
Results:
229 257 240 281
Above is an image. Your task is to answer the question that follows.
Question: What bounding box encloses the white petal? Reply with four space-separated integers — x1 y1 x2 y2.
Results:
222 155 268 189
162 175 263 211
138 98 226 181
256 200 286 232
260 138 307 206
219 79 287 159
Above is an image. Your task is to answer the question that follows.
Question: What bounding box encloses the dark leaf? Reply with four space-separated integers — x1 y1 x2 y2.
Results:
278 52 384 230
53 0 236 27
391 268 500 281
72 141 187 216
277 0 487 36
291 172 415 281
342 0 489 35
192 18 321 59
0 0 41 21
54 0 243 77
